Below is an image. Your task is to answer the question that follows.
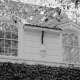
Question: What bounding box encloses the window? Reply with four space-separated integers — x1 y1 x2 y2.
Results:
62 31 79 63
0 22 18 56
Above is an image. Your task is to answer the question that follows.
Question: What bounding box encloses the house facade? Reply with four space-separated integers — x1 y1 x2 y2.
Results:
0 0 80 67
0 16 80 66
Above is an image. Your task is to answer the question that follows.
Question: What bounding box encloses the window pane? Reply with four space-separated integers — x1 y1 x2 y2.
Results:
10 25 18 32
12 27 18 32
12 33 18 40
5 32 11 39
71 48 79 62
63 46 68 62
0 31 4 38
63 37 67 45
67 47 74 53
0 48 4 55
12 49 17 56
62 33 68 45
5 24 11 32
1 22 5 31
74 35 78 46
12 41 18 48
68 47 79 62
74 51 79 62
0 39 4 48
67 47 74 62
5 48 11 56
68 34 73 46
5 40 11 48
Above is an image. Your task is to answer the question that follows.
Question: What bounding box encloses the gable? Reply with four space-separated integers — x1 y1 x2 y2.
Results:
57 22 80 34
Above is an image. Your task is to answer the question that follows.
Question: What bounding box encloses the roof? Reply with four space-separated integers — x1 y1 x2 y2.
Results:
0 0 72 30
24 24 62 30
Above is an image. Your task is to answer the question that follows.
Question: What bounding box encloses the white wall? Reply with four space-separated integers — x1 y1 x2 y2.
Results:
44 31 62 62
24 28 41 60
23 28 62 63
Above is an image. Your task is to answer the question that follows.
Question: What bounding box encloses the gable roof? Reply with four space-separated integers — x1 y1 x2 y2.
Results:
24 13 69 30
24 23 61 31
24 21 80 32
57 21 80 30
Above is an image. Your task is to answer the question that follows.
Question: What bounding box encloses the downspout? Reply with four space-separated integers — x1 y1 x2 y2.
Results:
41 31 44 44
40 31 46 58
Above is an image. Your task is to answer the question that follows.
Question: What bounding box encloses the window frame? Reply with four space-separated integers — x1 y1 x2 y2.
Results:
62 29 80 63
0 22 18 56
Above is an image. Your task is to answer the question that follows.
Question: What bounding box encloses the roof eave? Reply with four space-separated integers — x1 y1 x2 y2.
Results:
24 24 62 33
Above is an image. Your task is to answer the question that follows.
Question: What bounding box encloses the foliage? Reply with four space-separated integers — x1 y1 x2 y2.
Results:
0 62 80 80
0 0 80 28
10 0 80 25
0 0 75 28
0 0 80 26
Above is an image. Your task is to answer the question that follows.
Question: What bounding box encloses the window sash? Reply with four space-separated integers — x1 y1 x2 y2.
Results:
62 32 79 62
0 22 18 56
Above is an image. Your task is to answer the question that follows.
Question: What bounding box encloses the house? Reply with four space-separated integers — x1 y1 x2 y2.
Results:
0 1 80 67
0 14 80 66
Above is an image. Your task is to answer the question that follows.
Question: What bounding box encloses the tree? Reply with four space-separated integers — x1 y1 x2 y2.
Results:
0 0 80 26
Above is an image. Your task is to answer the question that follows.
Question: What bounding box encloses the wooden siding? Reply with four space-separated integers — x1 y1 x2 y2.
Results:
44 31 61 62
24 29 62 63
24 28 41 55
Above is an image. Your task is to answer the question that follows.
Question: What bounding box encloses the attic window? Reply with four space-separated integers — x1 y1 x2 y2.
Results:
0 22 18 56
62 31 79 63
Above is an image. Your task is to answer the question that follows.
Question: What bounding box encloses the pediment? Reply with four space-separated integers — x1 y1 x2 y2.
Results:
57 21 80 32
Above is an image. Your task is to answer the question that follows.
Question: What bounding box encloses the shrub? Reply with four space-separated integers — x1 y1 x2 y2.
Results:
0 62 80 80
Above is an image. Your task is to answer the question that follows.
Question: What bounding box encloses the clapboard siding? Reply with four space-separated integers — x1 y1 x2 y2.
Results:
45 49 60 56
24 41 41 48
24 53 42 60
44 36 59 44
44 31 60 57
44 55 61 62
24 47 39 54
24 41 59 50
24 34 41 42
24 28 61 62
24 47 59 56
44 31 60 37
24 29 41 55
44 43 59 50
24 53 61 62
24 28 41 36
